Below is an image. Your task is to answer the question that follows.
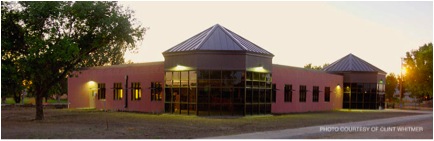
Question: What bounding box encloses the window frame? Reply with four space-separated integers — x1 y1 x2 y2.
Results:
151 82 163 101
113 83 123 100
313 86 319 102
299 85 306 102
131 82 141 101
97 83 106 100
325 87 331 102
284 84 292 102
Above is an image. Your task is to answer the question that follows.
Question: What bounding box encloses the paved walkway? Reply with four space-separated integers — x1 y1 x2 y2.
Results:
206 109 432 139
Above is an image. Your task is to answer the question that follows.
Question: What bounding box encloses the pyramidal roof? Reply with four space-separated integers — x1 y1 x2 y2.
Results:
163 24 273 56
323 53 386 74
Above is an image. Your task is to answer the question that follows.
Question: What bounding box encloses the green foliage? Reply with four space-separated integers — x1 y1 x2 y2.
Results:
385 73 398 102
304 63 330 70
403 43 433 100
1 1 26 103
1 1 146 120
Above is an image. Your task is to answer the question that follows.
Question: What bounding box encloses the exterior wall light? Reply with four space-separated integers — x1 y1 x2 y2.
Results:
174 64 188 71
251 65 268 73
87 81 96 86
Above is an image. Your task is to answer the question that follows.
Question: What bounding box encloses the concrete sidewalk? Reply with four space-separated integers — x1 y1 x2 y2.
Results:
206 110 432 139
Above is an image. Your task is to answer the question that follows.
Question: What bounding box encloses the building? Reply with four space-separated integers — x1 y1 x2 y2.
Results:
68 24 385 115
323 54 386 109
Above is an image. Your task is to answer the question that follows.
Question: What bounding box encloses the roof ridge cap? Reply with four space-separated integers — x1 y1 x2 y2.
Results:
193 24 219 50
349 54 354 71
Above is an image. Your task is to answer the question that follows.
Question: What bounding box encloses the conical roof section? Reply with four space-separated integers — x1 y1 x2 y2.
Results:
163 24 273 56
323 53 386 74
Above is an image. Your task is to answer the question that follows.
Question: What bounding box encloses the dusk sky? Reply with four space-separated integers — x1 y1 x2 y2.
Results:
120 1 433 75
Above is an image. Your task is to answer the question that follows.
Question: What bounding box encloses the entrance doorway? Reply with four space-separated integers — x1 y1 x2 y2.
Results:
89 90 96 108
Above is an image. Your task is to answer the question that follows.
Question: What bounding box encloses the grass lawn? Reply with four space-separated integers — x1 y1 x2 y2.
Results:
2 97 67 105
1 107 423 139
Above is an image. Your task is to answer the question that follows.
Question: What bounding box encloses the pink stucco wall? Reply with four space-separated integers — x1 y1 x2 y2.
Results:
68 62 165 113
271 64 343 114
68 62 344 114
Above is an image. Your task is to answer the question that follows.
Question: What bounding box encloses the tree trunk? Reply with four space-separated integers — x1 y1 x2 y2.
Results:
13 93 21 104
35 92 44 120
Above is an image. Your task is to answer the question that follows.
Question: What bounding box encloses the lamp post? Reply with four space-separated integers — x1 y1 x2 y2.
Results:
400 57 406 108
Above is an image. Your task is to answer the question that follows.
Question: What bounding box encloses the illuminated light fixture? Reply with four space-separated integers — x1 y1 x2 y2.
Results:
337 84 340 88
379 79 384 84
87 81 96 86
252 65 268 73
174 64 188 71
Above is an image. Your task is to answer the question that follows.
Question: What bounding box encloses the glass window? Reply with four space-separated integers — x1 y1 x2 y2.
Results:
165 69 272 116
151 82 162 101
210 70 221 79
180 88 188 103
313 86 319 102
189 88 197 103
189 71 197 87
165 72 172 87
325 87 330 102
259 89 266 103
113 83 123 100
259 73 266 81
299 85 306 102
172 88 180 103
284 84 292 102
131 82 141 101
198 70 209 79
222 71 233 79
210 88 221 104
198 87 210 103
246 88 252 103
198 79 209 87
233 88 244 103
165 88 171 102
181 71 189 87
253 72 260 81
172 72 180 87
246 72 252 81
252 89 259 103
98 83 106 100
265 74 272 83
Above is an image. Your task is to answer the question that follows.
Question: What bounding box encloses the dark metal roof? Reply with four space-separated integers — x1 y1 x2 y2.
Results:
323 53 386 74
163 24 273 56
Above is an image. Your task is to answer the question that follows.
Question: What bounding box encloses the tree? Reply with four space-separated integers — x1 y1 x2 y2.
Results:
403 43 433 101
1 1 146 120
1 2 27 104
304 63 329 70
385 73 398 102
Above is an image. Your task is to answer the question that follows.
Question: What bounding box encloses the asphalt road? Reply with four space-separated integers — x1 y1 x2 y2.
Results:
305 116 433 139
207 110 432 139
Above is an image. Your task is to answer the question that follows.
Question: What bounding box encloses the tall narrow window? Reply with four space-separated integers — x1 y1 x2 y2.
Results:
131 82 141 101
151 82 162 101
313 86 319 102
284 84 292 102
325 87 330 102
98 83 106 100
299 85 306 102
114 83 123 100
